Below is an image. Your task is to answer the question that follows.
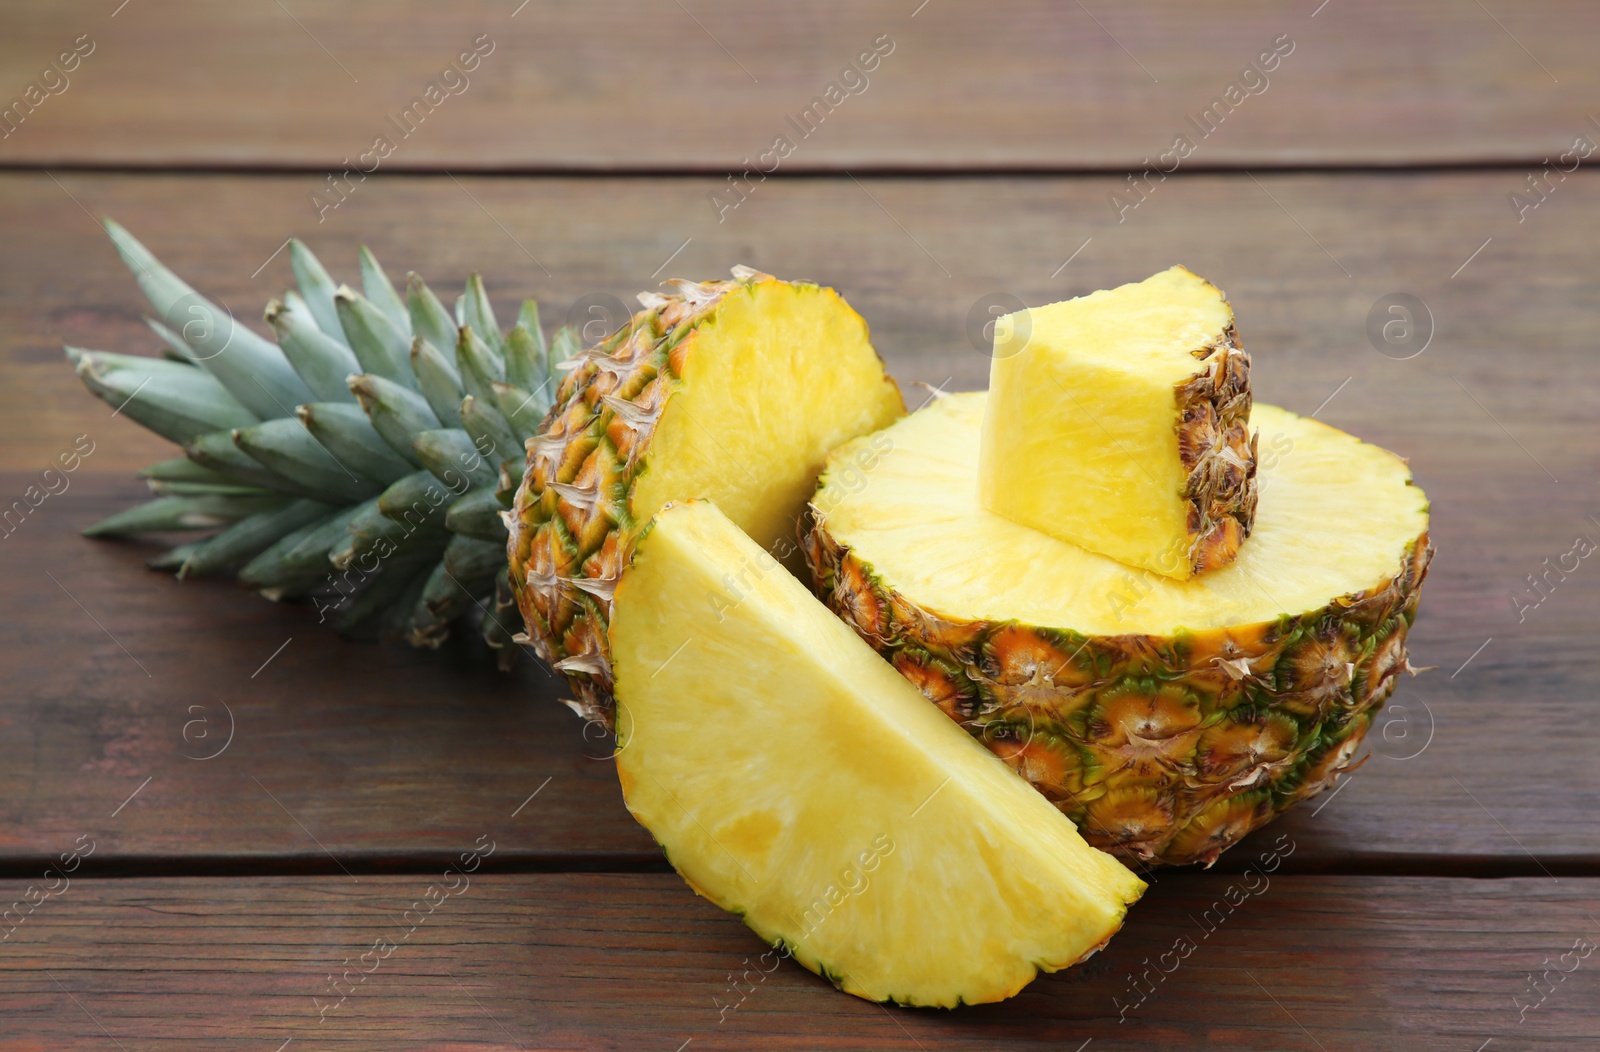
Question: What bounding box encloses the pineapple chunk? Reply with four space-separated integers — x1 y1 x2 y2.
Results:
610 501 1145 1007
980 266 1255 579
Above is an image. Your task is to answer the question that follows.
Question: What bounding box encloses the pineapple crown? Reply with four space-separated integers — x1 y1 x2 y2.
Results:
68 219 588 660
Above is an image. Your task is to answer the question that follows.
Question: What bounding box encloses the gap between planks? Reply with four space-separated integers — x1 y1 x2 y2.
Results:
0 853 1596 882
0 159 1583 179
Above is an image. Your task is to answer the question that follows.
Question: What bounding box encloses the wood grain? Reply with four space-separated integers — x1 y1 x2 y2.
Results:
3 170 1598 869
0 472 654 870
0 0 1596 170
2 873 1596 1049
4 9 1594 1045
9 170 1598 473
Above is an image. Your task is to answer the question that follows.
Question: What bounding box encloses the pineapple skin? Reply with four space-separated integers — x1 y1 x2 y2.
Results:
802 515 1433 867
1172 325 1258 573
506 279 703 725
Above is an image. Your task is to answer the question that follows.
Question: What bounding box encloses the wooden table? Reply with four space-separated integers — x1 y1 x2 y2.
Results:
3 1 1598 1047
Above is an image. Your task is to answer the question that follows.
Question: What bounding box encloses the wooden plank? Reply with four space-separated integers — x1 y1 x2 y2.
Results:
3 469 1592 874
1 873 1596 1048
0 473 654 868
2 170 1596 870
1 0 1598 170
8 170 1597 474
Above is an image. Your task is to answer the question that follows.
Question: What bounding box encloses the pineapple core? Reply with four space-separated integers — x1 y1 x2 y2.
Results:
979 266 1257 579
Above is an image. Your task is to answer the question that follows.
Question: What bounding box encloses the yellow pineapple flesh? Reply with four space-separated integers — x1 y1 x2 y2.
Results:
611 500 1145 1006
980 266 1255 579
807 392 1430 866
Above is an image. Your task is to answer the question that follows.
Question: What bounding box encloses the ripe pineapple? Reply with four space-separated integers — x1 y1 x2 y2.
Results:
981 266 1256 579
507 272 905 724
69 220 582 660
806 392 1431 867
611 500 1146 1006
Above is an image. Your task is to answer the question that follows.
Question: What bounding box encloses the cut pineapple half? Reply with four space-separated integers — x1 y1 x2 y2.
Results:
510 272 905 724
981 266 1255 579
611 500 1145 1007
807 393 1431 866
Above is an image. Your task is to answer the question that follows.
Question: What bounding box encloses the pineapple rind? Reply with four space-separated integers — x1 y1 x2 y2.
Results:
807 522 1430 866
1172 323 1257 572
807 395 1432 867
508 294 689 721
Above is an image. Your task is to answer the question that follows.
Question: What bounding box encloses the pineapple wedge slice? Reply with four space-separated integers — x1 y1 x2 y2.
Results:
980 266 1255 579
611 500 1145 1007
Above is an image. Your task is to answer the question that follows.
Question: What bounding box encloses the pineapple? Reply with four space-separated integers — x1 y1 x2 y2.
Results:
507 272 905 725
611 500 1145 1006
69 220 584 660
981 266 1256 579
806 392 1431 866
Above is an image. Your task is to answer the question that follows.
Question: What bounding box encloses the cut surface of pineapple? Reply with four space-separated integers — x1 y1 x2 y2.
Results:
980 266 1255 579
855 393 1420 636
807 392 1431 866
511 273 904 724
610 501 1144 1007
628 280 903 555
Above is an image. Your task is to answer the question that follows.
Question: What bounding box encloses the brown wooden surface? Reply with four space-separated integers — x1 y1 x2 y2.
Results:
5 3 1600 1045
9 169 1600 475
0 472 651 871
0 463 1590 875
2 874 1597 1049
1 0 1597 171
2 171 1597 876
